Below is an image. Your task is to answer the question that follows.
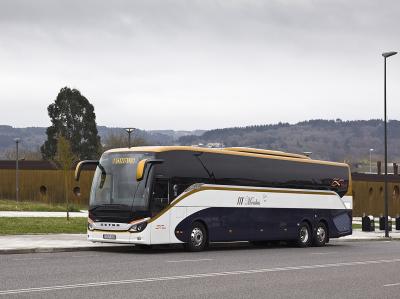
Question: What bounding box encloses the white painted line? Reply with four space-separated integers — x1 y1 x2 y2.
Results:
13 257 45 261
384 282 400 287
311 252 337 255
1 258 400 295
167 258 213 263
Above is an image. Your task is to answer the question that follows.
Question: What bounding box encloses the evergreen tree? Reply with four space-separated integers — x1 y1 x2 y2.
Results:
41 87 101 160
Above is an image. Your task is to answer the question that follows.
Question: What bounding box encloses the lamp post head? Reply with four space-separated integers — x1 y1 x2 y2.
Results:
382 51 397 58
14 138 20 143
370 148 374 152
125 128 135 134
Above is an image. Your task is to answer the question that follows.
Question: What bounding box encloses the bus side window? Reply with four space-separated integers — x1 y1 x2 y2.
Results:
170 178 204 200
150 179 169 216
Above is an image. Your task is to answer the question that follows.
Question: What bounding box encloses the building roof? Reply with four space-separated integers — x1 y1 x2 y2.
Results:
0 160 97 170
352 172 400 183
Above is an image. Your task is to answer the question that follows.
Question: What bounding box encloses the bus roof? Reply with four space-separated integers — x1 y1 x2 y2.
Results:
224 147 310 159
105 146 349 168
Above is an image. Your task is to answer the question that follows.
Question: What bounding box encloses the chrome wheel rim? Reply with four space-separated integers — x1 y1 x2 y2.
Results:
191 227 203 247
316 226 326 243
300 226 309 244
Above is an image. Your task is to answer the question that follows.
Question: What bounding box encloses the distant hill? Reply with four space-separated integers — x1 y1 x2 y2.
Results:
1 120 399 170
178 119 400 165
0 125 205 159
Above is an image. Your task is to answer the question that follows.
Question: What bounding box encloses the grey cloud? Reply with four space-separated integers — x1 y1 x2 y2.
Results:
0 0 399 129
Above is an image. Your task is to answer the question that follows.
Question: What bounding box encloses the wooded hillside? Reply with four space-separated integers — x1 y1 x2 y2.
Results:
179 119 400 166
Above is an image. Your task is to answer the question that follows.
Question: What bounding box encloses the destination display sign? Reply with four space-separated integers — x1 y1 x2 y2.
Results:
112 157 135 165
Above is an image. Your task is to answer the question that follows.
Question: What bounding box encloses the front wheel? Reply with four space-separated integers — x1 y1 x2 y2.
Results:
296 222 312 248
313 222 328 247
185 222 208 252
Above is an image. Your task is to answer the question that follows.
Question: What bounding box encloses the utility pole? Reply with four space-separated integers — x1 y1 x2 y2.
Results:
125 128 135 148
369 148 374 173
14 138 20 205
382 51 397 238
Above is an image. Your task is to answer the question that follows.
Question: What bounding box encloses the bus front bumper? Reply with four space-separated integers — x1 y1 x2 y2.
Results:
87 230 150 245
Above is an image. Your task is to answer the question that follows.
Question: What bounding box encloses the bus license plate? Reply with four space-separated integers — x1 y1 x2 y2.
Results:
103 234 116 240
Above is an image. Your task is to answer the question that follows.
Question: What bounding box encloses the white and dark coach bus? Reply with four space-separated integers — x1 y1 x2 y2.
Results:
75 146 352 251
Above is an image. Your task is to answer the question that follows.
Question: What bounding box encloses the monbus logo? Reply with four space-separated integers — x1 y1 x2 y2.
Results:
237 196 245 205
331 178 344 188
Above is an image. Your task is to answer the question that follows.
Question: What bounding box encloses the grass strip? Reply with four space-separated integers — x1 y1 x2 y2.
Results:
0 217 87 235
0 199 83 212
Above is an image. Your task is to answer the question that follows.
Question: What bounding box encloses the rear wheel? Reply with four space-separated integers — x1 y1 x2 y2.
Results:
313 222 328 247
185 222 208 252
296 222 312 248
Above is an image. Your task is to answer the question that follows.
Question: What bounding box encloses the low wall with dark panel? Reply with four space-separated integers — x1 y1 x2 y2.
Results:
0 161 399 215
352 173 400 217
0 161 94 207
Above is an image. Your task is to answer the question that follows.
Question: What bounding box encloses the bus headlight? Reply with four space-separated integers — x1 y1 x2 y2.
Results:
129 221 147 233
88 223 94 231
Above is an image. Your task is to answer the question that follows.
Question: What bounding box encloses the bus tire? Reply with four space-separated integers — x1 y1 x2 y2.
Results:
296 222 312 248
185 221 208 252
313 222 328 247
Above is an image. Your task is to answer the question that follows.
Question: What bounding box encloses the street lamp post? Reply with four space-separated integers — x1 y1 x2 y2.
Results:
14 138 20 204
382 51 397 238
125 128 135 148
369 148 374 173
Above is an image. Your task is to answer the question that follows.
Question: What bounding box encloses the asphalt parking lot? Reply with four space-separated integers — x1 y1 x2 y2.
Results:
1 240 400 298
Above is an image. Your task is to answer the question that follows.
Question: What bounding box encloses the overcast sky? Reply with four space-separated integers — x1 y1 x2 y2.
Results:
1 0 400 130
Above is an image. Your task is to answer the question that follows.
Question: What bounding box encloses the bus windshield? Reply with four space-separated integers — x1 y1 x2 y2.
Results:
89 152 155 210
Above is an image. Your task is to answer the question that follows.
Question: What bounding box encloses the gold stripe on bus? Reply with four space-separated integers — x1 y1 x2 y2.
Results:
148 186 337 224
345 167 353 196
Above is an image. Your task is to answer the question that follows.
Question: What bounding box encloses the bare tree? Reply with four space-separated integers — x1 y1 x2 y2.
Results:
54 135 77 220
102 130 147 151
3 147 42 160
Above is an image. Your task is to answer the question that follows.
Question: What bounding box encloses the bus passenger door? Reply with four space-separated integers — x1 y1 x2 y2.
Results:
169 181 188 243
149 178 170 244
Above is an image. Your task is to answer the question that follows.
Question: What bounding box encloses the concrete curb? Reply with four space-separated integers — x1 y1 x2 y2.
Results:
2 238 400 255
0 245 135 255
333 237 400 243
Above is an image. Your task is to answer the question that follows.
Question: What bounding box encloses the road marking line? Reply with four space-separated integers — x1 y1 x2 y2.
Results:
71 255 100 258
384 282 400 287
2 258 400 295
167 258 213 263
13 257 45 261
311 252 337 255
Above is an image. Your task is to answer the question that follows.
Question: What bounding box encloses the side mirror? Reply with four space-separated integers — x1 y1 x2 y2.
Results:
136 159 164 181
75 160 99 181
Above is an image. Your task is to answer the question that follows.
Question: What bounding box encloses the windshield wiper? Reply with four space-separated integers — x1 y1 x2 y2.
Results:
194 153 216 182
90 203 130 211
